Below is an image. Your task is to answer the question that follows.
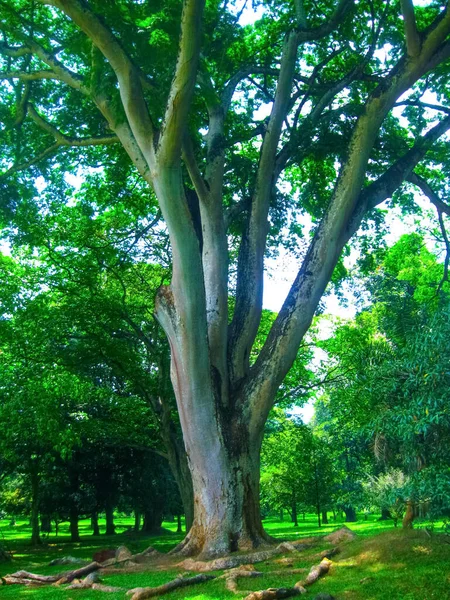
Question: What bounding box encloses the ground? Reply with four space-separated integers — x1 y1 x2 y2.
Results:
1 514 449 599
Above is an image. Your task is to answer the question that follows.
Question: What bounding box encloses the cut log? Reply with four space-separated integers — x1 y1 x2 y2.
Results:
127 574 216 600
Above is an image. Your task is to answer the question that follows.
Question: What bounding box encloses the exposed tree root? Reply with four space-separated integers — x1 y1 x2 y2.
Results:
241 556 333 599
243 587 304 599
126 573 216 600
1 541 334 599
177 540 312 572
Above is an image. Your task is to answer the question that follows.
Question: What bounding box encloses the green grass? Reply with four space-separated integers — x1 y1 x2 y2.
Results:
1 514 449 599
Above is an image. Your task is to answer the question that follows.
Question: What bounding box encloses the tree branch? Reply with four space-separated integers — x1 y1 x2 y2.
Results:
45 0 156 165
400 0 421 57
157 0 205 166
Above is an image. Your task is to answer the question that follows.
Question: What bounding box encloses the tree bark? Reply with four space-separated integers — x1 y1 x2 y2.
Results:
321 510 328 525
142 508 163 533
40 514 52 533
91 511 100 536
344 507 357 523
69 506 80 542
177 514 182 534
105 504 115 536
134 510 141 533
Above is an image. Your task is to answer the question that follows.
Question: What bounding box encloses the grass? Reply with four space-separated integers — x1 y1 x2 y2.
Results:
1 514 449 599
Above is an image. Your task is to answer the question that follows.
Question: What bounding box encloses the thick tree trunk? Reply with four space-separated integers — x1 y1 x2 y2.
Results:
170 425 272 558
344 507 357 523
105 505 115 536
141 508 163 533
91 511 100 536
30 470 41 546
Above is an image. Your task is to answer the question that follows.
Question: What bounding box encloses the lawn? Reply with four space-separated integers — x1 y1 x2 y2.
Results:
1 514 449 599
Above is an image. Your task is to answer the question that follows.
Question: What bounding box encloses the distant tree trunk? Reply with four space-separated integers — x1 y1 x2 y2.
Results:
321 510 328 525
69 507 80 542
332 509 336 521
40 513 52 533
402 501 415 529
142 508 163 533
344 506 357 522
303 512 306 521
292 490 298 527
134 510 141 533
54 518 59 536
177 514 182 533
69 470 80 542
30 470 41 546
380 508 392 520
91 511 100 536
279 508 284 522
105 504 115 535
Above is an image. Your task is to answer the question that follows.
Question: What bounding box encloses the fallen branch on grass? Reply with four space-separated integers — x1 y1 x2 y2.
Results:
300 557 332 586
2 562 101 586
126 573 217 600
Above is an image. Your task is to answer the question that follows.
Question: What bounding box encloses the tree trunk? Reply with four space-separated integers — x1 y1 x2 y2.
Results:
402 501 415 529
316 505 321 528
292 491 298 527
105 505 115 536
332 510 336 521
321 510 328 525
141 508 163 533
54 518 59 536
177 514 182 534
69 470 80 542
40 513 52 533
134 510 141 533
168 420 272 558
91 511 100 536
30 470 41 546
344 507 357 522
69 506 80 542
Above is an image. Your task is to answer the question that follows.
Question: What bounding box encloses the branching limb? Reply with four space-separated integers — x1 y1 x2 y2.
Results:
407 172 450 216
157 0 205 166
400 0 421 57
395 99 450 115
407 172 450 291
44 0 155 164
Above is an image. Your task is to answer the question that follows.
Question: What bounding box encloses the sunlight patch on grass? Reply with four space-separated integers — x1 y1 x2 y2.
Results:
412 544 432 555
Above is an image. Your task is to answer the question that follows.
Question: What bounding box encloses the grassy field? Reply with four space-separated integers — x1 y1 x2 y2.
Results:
1 514 449 599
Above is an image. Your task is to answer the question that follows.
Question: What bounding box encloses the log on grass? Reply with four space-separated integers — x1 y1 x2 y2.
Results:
127 574 216 600
5 570 60 583
54 561 102 584
243 587 304 600
298 558 332 587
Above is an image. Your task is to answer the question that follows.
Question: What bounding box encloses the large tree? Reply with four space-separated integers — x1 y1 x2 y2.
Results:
2 0 450 557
